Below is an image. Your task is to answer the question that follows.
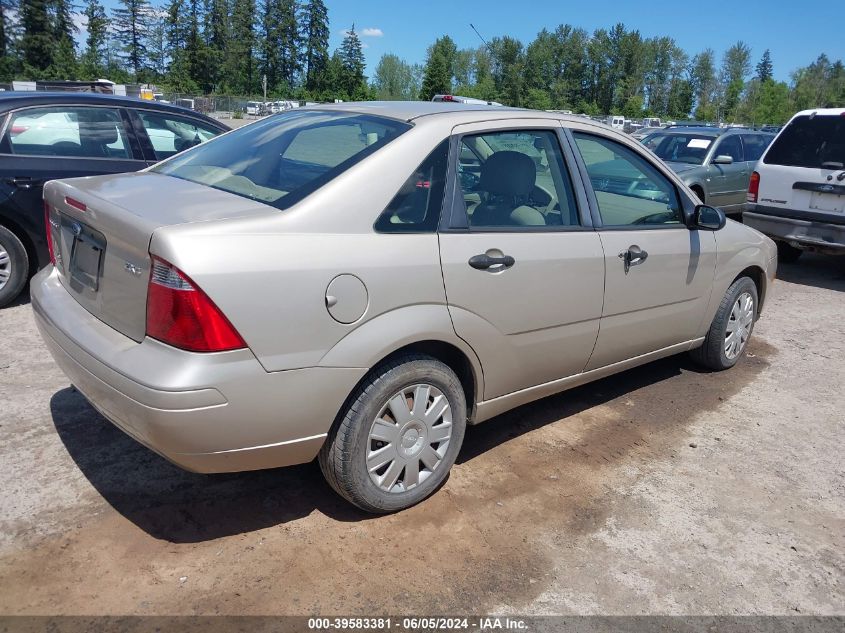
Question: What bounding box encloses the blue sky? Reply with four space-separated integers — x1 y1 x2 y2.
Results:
89 0 840 82
325 0 840 82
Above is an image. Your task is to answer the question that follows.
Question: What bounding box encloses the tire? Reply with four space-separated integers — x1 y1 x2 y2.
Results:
690 277 758 371
777 241 802 264
319 353 467 513
0 225 29 309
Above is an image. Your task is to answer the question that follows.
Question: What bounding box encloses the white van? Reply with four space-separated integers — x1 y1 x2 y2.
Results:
744 108 845 262
245 101 262 116
607 115 625 130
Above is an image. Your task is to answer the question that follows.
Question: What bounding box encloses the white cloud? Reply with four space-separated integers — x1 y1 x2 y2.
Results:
361 27 383 37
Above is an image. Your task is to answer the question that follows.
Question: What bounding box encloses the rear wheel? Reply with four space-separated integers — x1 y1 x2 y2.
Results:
0 226 29 308
776 241 802 263
319 354 467 513
690 277 758 370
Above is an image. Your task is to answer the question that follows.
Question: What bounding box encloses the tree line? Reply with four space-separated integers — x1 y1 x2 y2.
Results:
1 1 843 124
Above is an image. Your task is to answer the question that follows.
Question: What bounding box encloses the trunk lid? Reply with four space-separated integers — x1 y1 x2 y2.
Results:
44 172 274 342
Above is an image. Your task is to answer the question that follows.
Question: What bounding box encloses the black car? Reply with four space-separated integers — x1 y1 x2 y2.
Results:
0 92 229 307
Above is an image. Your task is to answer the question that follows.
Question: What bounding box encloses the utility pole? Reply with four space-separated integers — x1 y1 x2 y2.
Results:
262 74 267 101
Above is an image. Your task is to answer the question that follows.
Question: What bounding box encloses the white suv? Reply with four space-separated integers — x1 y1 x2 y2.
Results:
744 108 845 262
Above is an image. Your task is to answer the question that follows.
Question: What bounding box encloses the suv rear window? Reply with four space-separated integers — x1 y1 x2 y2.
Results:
764 114 845 169
153 110 410 209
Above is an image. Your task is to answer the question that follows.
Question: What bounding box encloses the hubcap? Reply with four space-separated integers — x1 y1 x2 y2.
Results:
366 383 453 493
0 245 10 291
724 291 754 360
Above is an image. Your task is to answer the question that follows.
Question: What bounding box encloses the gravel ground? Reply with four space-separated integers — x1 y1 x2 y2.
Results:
0 254 842 615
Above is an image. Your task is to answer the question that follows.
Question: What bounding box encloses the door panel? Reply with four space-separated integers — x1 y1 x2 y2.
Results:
440 232 605 399
440 123 605 400
708 135 747 208
586 228 716 370
570 130 718 370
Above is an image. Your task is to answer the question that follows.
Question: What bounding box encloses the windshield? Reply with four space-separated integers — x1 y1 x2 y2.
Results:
643 133 715 164
764 114 845 169
153 110 411 209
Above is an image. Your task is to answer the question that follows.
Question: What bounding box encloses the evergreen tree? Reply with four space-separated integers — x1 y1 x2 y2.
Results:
0 0 8 58
204 0 228 90
419 51 449 100
338 24 365 98
260 0 299 94
756 49 773 82
82 0 108 78
112 0 152 79
225 0 256 94
165 0 198 90
300 0 329 92
20 0 54 72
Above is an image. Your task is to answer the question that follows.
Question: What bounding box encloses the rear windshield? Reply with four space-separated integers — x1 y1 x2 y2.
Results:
764 114 845 169
643 133 715 165
153 110 411 209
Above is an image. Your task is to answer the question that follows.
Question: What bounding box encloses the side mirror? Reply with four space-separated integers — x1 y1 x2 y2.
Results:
692 204 726 231
712 155 733 165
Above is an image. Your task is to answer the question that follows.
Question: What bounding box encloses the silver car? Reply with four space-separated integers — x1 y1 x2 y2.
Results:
32 103 777 513
642 127 774 215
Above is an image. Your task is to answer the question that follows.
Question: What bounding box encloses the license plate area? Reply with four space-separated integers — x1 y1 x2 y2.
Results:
61 216 106 293
809 191 845 213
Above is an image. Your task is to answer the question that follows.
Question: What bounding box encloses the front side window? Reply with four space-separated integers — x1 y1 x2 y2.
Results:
3 106 130 159
573 132 682 227
375 140 448 232
153 110 410 210
457 129 580 229
764 114 845 169
713 135 743 162
137 111 222 161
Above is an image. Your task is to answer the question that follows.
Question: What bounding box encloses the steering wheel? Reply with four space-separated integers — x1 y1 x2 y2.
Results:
528 184 558 215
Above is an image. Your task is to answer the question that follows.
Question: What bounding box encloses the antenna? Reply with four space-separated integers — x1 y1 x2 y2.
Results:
470 23 493 55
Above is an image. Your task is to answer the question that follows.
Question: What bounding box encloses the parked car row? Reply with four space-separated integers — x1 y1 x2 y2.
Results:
31 102 776 512
0 92 229 307
245 100 301 116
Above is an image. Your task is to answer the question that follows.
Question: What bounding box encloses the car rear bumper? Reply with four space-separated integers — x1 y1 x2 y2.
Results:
31 266 366 473
743 205 845 253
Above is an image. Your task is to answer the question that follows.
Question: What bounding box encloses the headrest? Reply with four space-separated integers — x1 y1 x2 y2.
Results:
478 151 536 197
78 117 118 145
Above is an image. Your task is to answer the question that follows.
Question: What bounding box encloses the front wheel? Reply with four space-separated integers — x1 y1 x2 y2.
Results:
690 277 758 370
319 354 467 513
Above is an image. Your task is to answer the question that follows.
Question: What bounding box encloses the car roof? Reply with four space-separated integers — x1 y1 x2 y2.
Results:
301 100 580 124
792 107 845 117
0 91 228 128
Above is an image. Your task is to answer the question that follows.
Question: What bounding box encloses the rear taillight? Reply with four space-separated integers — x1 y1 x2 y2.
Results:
747 171 760 203
9 125 29 137
146 257 246 352
44 202 56 266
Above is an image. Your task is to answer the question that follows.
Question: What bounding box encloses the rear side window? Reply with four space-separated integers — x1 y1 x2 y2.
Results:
137 111 222 161
741 134 772 162
153 110 410 210
3 106 131 159
764 114 845 169
375 140 448 232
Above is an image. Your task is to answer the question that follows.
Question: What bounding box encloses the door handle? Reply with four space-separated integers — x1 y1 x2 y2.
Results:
5 177 41 190
468 253 516 270
618 245 648 273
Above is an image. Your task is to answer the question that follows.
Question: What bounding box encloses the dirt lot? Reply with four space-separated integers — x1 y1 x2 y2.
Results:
0 254 843 616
